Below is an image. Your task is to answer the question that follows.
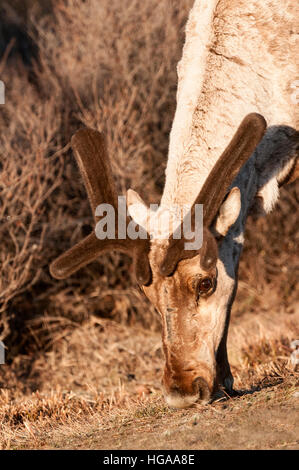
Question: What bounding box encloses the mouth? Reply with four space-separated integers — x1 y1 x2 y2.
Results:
164 377 212 409
164 392 202 409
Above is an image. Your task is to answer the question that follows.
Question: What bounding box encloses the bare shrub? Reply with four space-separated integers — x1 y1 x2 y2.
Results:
0 0 193 347
0 73 65 337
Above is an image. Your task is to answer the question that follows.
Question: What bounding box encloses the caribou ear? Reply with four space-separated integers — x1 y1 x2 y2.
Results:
127 189 150 230
214 187 241 236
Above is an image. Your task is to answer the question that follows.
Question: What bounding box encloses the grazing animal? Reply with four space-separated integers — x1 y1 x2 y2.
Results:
51 0 298 408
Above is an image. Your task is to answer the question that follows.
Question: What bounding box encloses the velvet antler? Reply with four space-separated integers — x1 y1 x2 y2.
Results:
50 129 151 285
160 113 267 276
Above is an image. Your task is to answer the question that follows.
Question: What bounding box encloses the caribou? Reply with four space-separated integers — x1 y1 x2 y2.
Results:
50 0 298 408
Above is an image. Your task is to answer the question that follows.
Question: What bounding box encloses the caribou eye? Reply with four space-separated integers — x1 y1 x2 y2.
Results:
199 277 213 293
189 274 216 298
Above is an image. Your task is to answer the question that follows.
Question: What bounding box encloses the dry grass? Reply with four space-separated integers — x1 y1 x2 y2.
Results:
0 309 298 449
0 0 194 346
1 294 299 450
0 0 298 450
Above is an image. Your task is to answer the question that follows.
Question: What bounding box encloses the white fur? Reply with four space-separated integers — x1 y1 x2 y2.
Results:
160 0 298 213
164 392 203 409
129 1 297 227
161 0 218 208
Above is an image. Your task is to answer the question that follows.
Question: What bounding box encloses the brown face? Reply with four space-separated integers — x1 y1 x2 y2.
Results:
142 240 234 408
50 114 267 408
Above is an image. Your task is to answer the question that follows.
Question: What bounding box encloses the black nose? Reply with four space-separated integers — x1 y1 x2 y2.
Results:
192 377 211 402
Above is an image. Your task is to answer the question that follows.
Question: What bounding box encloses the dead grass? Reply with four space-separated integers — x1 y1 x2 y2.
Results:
0 308 298 449
0 0 298 450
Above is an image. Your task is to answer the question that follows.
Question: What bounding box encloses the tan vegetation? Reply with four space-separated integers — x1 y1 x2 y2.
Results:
0 0 298 449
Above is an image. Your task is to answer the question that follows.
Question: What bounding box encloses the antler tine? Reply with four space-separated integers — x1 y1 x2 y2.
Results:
50 128 152 284
50 232 152 282
50 232 102 279
71 128 118 221
194 113 267 228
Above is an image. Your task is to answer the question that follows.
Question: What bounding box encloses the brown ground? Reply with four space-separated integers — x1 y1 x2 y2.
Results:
1 306 298 449
40 392 299 450
9 388 298 450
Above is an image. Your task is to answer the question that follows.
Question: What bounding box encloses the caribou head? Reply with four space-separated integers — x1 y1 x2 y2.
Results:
50 113 267 408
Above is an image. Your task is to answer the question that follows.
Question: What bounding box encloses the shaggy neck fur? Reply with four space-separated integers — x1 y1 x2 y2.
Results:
161 0 298 214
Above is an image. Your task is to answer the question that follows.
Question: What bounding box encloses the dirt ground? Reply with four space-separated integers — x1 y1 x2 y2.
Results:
1 308 298 450
27 385 299 450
